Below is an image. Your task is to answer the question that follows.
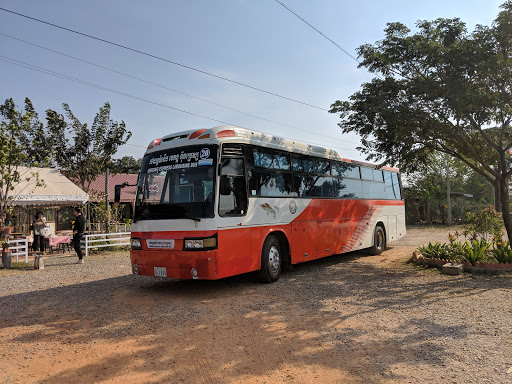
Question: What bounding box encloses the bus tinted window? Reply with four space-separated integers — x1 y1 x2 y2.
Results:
361 167 384 182
331 163 347 176
312 177 333 197
253 149 273 168
248 145 400 200
373 170 384 182
292 157 303 172
331 163 360 179
316 160 330 175
384 171 401 200
360 167 374 180
292 156 329 175
274 154 290 170
392 172 401 199
249 169 296 197
253 149 290 170
363 181 386 199
304 159 329 174
334 178 363 198
295 175 333 197
345 166 360 179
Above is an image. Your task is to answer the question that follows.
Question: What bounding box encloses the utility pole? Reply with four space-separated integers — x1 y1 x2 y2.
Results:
105 167 110 233
446 157 452 226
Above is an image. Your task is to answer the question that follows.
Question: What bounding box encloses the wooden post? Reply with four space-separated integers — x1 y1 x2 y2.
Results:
2 249 11 268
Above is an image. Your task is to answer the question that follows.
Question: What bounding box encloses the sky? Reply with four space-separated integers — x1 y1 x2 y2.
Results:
0 0 505 163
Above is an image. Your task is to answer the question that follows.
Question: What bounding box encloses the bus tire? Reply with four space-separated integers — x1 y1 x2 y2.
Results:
369 225 386 255
259 235 282 283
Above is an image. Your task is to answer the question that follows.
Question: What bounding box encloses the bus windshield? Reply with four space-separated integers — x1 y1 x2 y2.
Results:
134 145 218 221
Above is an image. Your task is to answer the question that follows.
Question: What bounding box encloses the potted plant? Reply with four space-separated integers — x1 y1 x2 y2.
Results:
2 206 14 235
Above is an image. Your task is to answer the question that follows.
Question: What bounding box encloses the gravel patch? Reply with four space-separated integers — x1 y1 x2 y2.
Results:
0 228 511 383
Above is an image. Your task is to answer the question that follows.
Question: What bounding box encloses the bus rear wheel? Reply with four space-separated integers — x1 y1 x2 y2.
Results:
259 235 282 283
369 226 386 255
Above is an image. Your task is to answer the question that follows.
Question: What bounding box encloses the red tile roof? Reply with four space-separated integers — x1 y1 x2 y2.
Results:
87 173 138 203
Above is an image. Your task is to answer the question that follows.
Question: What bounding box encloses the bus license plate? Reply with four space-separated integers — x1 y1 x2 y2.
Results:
154 267 167 277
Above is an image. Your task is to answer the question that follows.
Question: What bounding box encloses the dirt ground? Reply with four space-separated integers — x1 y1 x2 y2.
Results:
0 226 511 384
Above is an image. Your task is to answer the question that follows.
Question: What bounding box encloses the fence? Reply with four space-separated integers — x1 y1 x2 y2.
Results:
88 223 131 234
9 238 29 263
1 233 130 265
84 232 131 257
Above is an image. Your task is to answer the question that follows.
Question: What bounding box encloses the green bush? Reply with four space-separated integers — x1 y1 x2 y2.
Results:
459 239 491 266
492 242 512 264
418 242 454 260
465 205 503 240
416 224 507 269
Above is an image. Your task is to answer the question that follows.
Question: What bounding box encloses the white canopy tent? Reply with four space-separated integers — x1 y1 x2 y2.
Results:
5 167 89 236
9 167 89 207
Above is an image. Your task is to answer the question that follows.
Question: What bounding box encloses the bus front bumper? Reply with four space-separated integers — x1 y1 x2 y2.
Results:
130 249 219 280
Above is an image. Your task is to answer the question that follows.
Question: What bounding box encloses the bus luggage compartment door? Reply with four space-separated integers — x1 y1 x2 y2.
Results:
291 221 319 263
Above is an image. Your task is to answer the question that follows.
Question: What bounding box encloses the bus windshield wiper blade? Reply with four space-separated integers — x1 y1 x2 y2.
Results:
133 211 154 222
183 215 201 222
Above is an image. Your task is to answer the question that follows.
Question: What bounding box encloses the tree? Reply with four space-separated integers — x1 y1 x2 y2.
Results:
330 1 512 243
46 102 132 191
110 156 142 174
17 99 56 167
0 98 45 228
404 154 494 224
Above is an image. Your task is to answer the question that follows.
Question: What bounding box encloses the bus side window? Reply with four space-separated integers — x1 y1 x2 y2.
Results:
219 159 248 216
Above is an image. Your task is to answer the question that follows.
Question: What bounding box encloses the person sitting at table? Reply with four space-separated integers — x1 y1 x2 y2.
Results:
33 212 46 254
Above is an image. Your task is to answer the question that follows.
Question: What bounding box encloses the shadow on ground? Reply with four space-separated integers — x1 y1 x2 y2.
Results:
0 249 509 383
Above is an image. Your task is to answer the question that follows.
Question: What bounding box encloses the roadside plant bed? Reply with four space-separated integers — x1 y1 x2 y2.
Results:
410 251 512 274
411 205 512 274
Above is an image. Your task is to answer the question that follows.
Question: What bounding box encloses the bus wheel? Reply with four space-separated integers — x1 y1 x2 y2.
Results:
259 235 282 283
369 226 386 255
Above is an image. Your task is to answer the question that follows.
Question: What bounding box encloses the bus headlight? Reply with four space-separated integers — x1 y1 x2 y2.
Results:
131 238 142 250
184 236 217 250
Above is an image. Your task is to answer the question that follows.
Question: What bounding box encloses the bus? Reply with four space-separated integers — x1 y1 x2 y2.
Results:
123 125 405 283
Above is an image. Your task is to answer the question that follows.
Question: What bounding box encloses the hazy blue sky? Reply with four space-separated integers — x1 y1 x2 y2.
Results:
0 0 504 161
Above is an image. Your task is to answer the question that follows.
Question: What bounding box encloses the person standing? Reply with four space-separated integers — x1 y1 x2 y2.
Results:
72 207 86 264
33 212 46 254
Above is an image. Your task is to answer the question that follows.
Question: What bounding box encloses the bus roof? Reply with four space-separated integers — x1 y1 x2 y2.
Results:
145 125 399 172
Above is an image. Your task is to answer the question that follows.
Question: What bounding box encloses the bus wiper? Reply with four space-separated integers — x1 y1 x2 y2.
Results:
183 215 201 222
134 210 173 222
133 209 157 223
183 211 201 222
133 211 152 223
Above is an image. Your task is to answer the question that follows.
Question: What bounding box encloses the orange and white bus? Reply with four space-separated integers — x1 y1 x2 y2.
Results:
127 125 405 283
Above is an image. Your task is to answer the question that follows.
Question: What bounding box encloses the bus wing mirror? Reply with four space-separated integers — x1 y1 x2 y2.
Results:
219 175 231 196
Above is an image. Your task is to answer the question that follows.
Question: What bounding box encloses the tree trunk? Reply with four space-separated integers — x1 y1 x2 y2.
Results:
499 176 512 244
494 180 501 212
446 158 452 225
